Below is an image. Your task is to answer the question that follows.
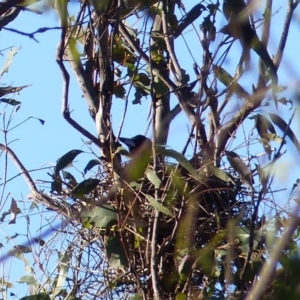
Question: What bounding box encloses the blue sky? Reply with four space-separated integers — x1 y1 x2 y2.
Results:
0 0 299 298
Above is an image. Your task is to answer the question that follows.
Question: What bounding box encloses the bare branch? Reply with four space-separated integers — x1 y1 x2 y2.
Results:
274 0 299 68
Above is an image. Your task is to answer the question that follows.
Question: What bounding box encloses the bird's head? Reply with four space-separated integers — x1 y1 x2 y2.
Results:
119 135 151 153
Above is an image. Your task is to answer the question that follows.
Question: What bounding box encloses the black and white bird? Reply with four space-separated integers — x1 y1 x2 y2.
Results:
119 135 151 153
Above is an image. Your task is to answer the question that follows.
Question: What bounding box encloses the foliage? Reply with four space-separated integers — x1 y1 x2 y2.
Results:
0 0 300 300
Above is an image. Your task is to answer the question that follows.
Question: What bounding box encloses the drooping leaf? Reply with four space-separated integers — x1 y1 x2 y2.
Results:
106 235 129 269
8 248 31 270
207 165 235 185
55 149 83 175
0 98 21 106
51 174 62 193
113 82 126 99
80 204 118 228
269 113 300 154
17 275 37 285
62 170 77 187
159 148 199 180
113 37 136 66
153 75 168 97
53 250 71 297
145 169 161 188
132 87 148 104
83 159 101 174
71 178 100 197
252 114 276 139
213 65 248 98
146 195 173 217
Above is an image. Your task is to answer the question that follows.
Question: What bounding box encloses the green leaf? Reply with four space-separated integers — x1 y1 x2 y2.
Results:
207 165 235 185
51 174 62 193
175 293 187 300
71 178 100 197
159 148 199 180
113 82 126 99
0 98 21 106
20 293 50 300
132 87 149 104
106 235 129 269
153 75 168 96
269 113 300 154
8 248 32 271
62 171 77 187
55 149 83 175
53 250 71 297
213 64 248 98
129 294 144 300
113 38 136 66
80 204 118 228
252 114 276 138
146 195 173 217
17 275 37 285
145 169 161 188
83 159 101 174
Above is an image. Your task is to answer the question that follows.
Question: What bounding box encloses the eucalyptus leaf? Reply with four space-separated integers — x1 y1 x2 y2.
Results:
159 148 199 180
80 205 118 228
17 275 37 285
53 250 71 297
71 178 100 197
145 169 161 188
55 149 83 175
83 159 101 174
106 235 129 269
0 98 21 106
269 113 300 153
146 195 173 217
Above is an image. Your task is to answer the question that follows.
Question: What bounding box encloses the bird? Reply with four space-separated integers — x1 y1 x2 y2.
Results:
173 3 206 38
222 0 278 88
225 150 254 191
119 135 151 153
